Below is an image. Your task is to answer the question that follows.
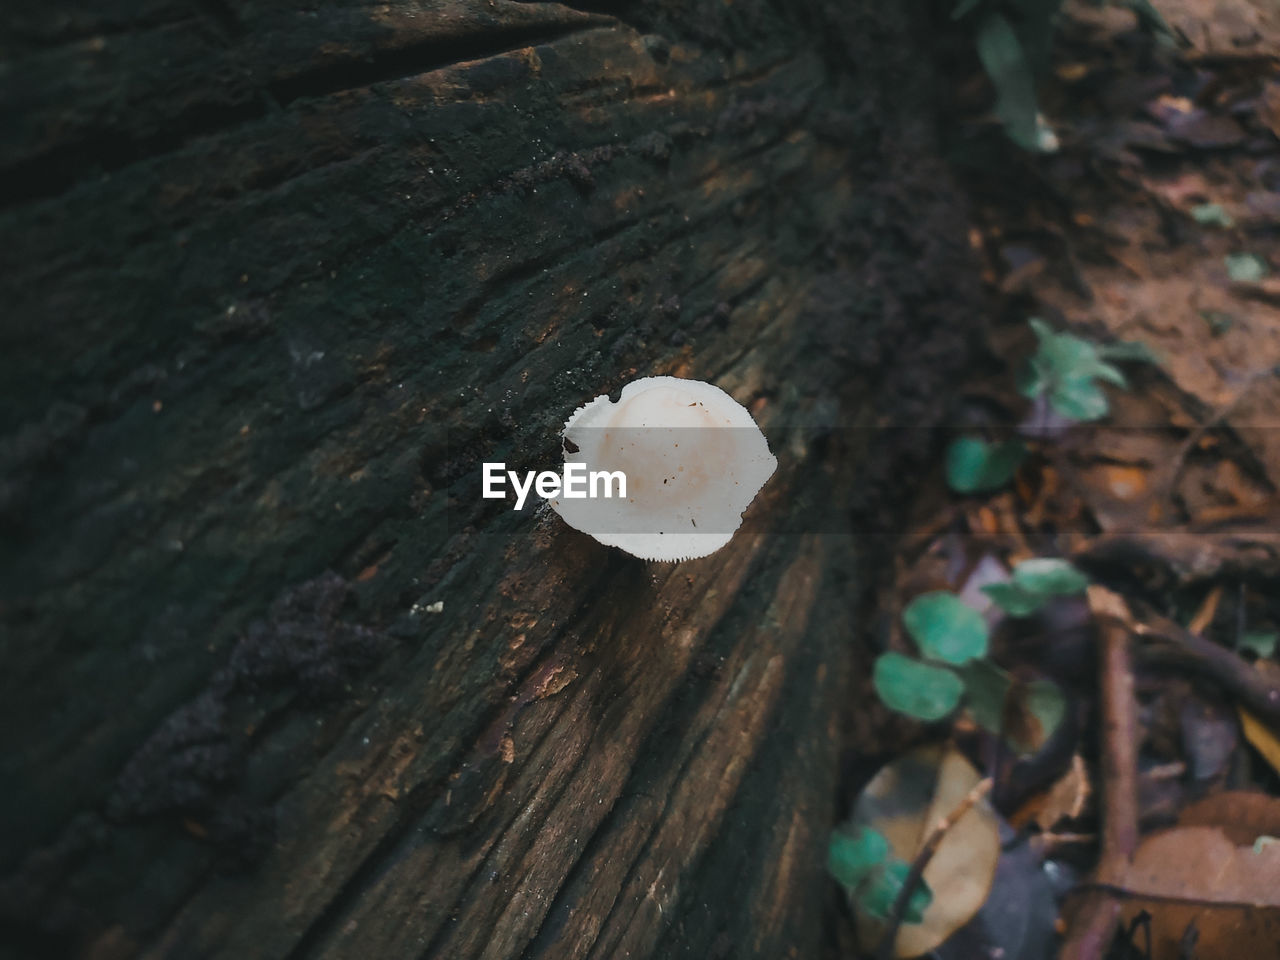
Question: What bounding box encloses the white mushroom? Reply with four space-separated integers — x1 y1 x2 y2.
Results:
549 376 777 561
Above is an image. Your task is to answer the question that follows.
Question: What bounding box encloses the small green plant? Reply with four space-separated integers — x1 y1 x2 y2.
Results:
953 1 1171 150
945 318 1156 496
827 825 932 924
873 559 1087 750
1018 318 1151 421
874 591 991 721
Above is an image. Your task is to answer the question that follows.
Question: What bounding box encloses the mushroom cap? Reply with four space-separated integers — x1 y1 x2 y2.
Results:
549 376 777 561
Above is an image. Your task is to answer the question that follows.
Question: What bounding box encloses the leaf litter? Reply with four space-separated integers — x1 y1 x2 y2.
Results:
835 1 1280 956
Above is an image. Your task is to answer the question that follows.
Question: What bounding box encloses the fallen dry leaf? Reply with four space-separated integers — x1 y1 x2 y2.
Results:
1178 790 1280 845
852 746 1001 958
1010 753 1091 832
1165 109 1248 149
1153 0 1280 58
1118 824 1280 959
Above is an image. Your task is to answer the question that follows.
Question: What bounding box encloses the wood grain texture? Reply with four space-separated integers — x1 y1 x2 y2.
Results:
0 1 981 957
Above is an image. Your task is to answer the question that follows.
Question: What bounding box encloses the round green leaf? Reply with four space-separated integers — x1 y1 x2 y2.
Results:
945 437 1026 494
1191 203 1234 228
958 658 1013 734
1011 557 1089 596
873 652 964 721
828 826 890 890
903 591 990 664
1226 252 1268 283
980 581 1046 617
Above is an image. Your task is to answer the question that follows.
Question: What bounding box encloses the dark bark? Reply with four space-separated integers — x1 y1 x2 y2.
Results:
0 1 981 957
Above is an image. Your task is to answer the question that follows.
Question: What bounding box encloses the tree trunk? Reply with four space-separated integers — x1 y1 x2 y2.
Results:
0 1 980 958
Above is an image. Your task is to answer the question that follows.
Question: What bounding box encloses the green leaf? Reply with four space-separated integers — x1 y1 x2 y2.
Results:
946 437 1027 494
960 662 1065 755
903 591 991 664
828 826 890 889
1240 630 1279 659
983 559 1088 616
1097 340 1160 365
1191 203 1235 228
858 860 933 924
959 658 1013 734
1028 317 1055 343
1017 356 1049 400
1038 328 1099 373
981 581 1047 616
1091 361 1128 388
873 653 964 721
975 12 1040 150
1050 373 1110 421
1226 252 1269 283
1020 319 1129 421
1012 557 1089 595
952 0 984 19
1010 678 1066 755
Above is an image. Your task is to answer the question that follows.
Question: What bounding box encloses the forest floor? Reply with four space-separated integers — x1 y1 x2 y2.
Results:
832 2 1280 958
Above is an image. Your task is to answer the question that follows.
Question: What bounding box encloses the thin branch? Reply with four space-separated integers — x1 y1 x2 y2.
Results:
873 776 994 960
1093 587 1139 864
1059 586 1140 960
1132 610 1280 725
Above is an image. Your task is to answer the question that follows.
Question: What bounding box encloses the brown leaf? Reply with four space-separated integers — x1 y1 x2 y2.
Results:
1178 790 1280 846
1165 109 1248 148
852 746 1001 958
1010 753 1091 832
1118 825 1280 959
1153 0 1280 59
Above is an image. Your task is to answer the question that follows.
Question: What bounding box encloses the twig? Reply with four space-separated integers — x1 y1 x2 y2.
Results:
1092 587 1139 863
1060 586 1140 960
1132 610 1280 725
873 776 994 960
